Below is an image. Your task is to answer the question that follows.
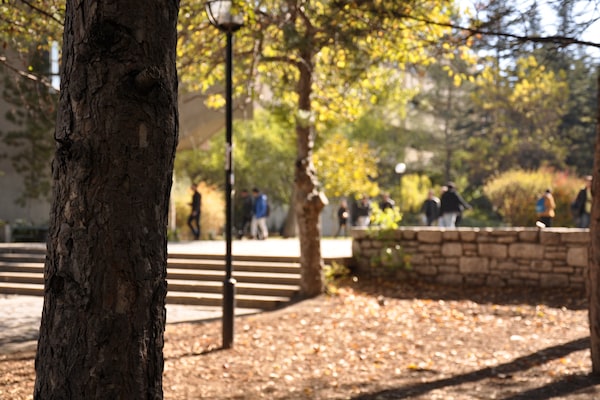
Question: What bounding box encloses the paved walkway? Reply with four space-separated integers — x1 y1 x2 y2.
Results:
0 238 352 354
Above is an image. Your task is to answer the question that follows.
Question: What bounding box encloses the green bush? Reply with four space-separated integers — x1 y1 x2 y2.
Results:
484 169 583 227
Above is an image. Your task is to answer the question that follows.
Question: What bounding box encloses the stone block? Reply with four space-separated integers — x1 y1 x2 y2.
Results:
544 250 567 259
497 236 517 244
460 230 478 242
418 244 441 254
531 260 553 272
486 275 506 287
442 243 463 257
432 257 458 266
463 243 478 251
370 240 384 249
540 231 562 245
496 261 518 271
562 231 591 244
418 230 442 243
409 253 427 265
352 240 362 254
437 274 463 285
509 243 544 259
478 243 508 259
439 265 459 274
460 257 489 273
514 271 540 280
567 247 589 267
417 265 438 275
442 231 460 241
402 230 417 240
540 274 569 288
518 230 539 242
464 276 486 286
553 266 574 274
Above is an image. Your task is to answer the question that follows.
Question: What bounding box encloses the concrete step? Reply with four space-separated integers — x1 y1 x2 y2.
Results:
0 250 303 310
166 291 290 309
0 262 44 273
168 258 301 274
0 254 45 263
167 268 300 286
0 271 43 284
0 281 293 309
167 279 299 297
0 282 287 310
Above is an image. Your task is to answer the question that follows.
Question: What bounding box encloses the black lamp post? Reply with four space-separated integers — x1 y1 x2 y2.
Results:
206 0 243 349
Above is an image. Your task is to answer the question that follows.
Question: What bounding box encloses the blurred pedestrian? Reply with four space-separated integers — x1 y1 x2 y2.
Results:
187 183 201 240
572 176 592 228
251 188 269 239
536 188 556 227
335 199 349 237
355 195 372 227
379 193 395 212
237 189 253 239
439 182 471 228
421 189 440 226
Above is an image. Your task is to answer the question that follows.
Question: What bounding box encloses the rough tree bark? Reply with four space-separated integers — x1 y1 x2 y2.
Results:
294 50 327 298
34 1 179 398
589 71 600 374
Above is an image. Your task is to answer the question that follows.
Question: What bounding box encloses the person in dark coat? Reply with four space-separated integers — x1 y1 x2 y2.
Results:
187 184 202 240
237 189 253 239
439 182 471 228
335 199 349 237
572 176 592 228
421 190 440 226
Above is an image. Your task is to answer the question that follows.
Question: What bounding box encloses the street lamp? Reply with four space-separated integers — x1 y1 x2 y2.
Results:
206 0 244 349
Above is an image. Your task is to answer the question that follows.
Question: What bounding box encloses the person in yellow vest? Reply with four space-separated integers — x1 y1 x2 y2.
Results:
573 176 593 228
537 189 556 228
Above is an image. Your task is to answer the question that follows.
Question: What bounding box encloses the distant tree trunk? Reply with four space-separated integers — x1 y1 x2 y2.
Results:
34 1 179 398
589 70 600 374
295 52 327 298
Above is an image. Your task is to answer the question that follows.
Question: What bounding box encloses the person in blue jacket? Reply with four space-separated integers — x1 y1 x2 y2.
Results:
251 188 269 239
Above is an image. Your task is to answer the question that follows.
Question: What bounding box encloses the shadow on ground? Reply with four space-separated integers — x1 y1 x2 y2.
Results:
352 337 598 400
344 278 588 311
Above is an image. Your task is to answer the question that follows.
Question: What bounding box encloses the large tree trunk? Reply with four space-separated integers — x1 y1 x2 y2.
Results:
589 70 600 373
34 1 179 398
294 55 327 298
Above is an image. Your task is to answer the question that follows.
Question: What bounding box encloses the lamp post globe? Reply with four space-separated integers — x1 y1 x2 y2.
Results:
206 0 244 32
206 0 244 350
395 162 407 175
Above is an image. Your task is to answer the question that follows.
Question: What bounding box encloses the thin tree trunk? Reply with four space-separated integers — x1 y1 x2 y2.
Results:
294 53 326 298
589 69 600 374
34 1 179 398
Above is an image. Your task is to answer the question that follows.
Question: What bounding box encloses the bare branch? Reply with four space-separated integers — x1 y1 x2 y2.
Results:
0 56 55 90
16 0 63 26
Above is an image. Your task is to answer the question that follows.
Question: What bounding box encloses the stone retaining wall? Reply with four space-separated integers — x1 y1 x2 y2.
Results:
351 227 590 289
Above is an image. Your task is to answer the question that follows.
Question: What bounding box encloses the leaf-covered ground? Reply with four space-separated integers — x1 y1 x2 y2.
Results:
2 278 600 399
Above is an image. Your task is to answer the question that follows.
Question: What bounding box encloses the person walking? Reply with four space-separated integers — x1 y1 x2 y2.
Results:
439 182 471 228
187 184 201 240
379 193 395 212
355 195 372 227
237 189 253 239
537 188 556 227
335 199 349 237
421 189 440 226
572 176 592 228
251 188 269 240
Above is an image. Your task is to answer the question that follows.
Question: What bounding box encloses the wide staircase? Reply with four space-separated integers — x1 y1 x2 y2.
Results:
0 245 311 311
